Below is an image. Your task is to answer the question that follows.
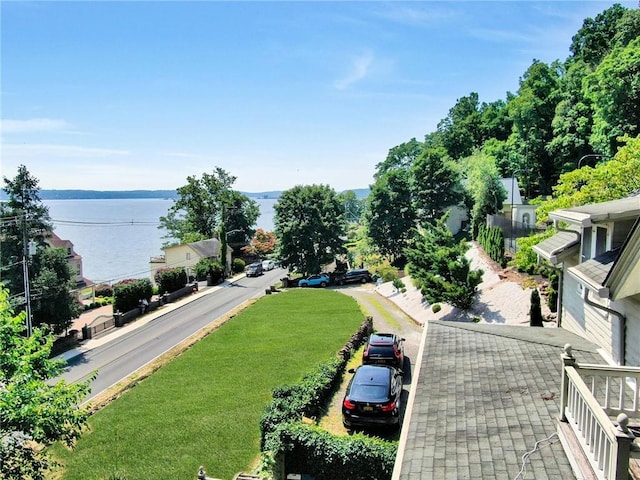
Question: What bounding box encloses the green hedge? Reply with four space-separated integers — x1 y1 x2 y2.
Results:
113 278 153 313
194 258 224 283
477 224 505 265
265 422 397 480
258 317 393 480
154 266 188 294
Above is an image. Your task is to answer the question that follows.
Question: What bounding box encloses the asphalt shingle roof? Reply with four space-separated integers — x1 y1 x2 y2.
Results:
394 321 603 480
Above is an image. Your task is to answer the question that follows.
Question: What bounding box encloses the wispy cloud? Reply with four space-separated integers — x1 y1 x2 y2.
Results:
334 51 374 90
2 143 130 158
372 4 460 26
1 118 72 134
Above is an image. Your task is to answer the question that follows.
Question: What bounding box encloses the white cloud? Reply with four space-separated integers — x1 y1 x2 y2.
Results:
1 118 72 134
334 51 374 90
372 4 459 26
2 143 130 159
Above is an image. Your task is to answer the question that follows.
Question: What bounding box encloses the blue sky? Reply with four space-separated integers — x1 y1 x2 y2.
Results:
2 1 635 193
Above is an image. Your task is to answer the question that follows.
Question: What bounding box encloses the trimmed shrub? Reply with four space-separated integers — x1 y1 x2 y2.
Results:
477 224 505 265
194 258 224 283
113 278 153 313
431 304 441 313
529 289 544 327
232 258 246 274
547 271 559 313
392 278 405 292
264 422 397 480
95 283 113 297
154 266 188 294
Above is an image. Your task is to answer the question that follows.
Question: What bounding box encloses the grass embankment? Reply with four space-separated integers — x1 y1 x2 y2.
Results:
52 289 364 480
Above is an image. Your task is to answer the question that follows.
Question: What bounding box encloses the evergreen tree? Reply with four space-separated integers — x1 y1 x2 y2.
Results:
405 214 483 310
529 289 544 327
411 148 464 226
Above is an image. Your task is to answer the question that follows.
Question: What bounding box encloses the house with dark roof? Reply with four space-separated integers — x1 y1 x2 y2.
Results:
532 194 640 367
149 238 231 282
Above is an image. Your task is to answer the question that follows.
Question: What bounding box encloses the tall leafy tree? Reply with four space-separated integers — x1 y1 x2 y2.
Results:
374 138 424 179
30 247 81 334
224 190 260 247
506 59 562 197
547 60 595 174
536 134 640 223
570 3 628 68
437 92 483 160
338 190 365 224
411 147 464 226
479 99 512 144
159 168 257 246
405 214 483 310
0 287 92 479
462 152 508 237
364 169 416 265
584 37 640 157
274 184 346 276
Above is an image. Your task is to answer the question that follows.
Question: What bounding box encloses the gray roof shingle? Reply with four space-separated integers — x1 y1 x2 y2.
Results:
394 321 602 480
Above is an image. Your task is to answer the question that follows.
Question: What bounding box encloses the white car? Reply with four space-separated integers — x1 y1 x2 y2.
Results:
262 260 275 271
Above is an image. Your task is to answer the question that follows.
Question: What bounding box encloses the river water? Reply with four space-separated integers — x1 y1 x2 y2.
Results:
45 198 276 284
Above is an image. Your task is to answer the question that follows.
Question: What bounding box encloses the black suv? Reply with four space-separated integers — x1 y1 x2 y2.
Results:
335 269 372 285
362 333 405 370
342 364 403 430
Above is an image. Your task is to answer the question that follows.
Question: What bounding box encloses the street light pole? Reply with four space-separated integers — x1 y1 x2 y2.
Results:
578 154 608 169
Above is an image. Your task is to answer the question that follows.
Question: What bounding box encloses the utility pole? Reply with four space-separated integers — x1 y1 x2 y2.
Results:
21 212 35 337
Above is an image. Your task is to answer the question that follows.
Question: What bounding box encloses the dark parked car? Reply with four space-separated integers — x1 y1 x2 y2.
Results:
362 333 405 370
342 364 403 429
335 269 372 285
246 262 264 277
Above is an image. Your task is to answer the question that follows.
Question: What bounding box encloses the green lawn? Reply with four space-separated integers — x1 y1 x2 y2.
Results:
53 289 364 480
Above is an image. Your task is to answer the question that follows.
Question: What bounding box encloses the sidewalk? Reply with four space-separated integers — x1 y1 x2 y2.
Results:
375 242 552 327
59 276 245 363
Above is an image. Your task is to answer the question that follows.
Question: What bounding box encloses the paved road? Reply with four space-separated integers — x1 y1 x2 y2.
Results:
60 268 286 400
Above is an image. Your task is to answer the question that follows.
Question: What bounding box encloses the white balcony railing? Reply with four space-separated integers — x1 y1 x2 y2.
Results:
560 344 640 480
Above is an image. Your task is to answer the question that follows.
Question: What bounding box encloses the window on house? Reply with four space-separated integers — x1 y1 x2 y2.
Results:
186 252 191 260
522 213 530 226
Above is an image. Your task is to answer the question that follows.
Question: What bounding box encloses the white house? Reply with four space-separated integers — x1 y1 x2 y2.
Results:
533 194 640 366
149 238 232 282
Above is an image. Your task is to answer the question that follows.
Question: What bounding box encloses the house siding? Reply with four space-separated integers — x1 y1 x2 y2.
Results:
562 273 616 360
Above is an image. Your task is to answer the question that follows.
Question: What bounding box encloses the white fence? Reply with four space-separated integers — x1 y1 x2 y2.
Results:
560 344 640 480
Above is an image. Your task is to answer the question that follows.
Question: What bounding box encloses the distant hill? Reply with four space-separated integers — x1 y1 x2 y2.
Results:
1 188 370 201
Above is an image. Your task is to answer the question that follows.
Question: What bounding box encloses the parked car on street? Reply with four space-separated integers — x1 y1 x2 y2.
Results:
342 364 403 430
362 333 405 370
246 262 264 277
298 273 330 288
334 269 372 285
262 259 275 271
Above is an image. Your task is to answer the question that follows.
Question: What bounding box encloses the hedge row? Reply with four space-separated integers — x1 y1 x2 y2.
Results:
113 278 153 313
477 224 505 265
265 422 397 480
154 266 188 294
257 317 400 480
